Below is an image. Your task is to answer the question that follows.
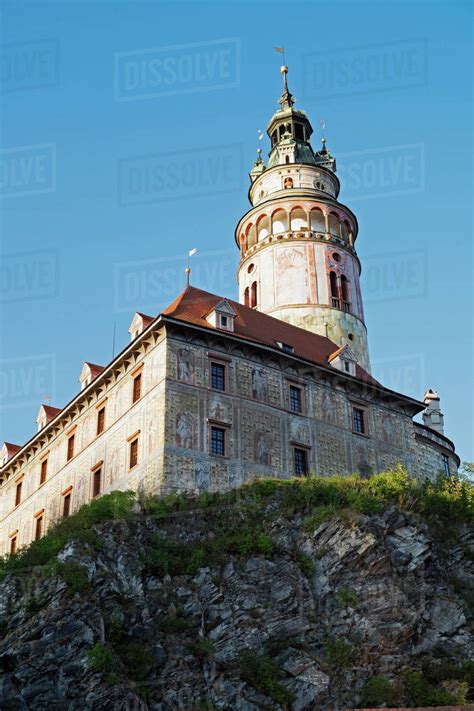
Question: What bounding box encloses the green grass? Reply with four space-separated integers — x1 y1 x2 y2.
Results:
0 490 136 580
360 675 402 706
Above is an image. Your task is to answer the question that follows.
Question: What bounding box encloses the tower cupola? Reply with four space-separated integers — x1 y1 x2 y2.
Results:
235 64 371 372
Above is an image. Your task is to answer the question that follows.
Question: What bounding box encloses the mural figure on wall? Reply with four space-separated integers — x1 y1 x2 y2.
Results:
195 460 210 490
209 401 227 422
252 368 268 402
275 246 307 305
291 421 310 445
382 414 397 445
107 446 120 488
175 412 194 449
255 431 272 467
177 348 195 384
76 469 86 507
148 415 158 454
321 390 337 425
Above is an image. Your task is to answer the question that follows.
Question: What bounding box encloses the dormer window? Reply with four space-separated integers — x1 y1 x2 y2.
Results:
79 363 104 391
277 342 294 354
205 299 236 332
128 312 154 342
328 345 357 377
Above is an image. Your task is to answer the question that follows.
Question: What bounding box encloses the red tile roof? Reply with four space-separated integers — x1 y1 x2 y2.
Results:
162 286 380 386
2 443 21 460
137 312 155 326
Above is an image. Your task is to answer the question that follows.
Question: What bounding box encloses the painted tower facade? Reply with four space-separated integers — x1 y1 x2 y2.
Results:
235 66 371 372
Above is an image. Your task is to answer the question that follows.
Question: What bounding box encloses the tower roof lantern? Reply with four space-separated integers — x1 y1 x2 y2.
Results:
314 136 337 173
249 148 266 182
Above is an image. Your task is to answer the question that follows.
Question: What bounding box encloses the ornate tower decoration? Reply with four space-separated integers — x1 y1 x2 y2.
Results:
235 65 371 372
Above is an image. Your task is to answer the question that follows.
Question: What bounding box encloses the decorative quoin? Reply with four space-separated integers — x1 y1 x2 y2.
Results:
0 67 459 555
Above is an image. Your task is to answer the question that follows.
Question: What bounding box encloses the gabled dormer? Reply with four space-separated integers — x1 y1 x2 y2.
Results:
36 404 61 431
1 442 21 467
129 312 154 341
205 299 237 332
79 362 104 390
328 344 357 376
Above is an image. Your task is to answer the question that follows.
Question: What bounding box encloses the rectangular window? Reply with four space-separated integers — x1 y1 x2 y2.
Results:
210 362 226 391
63 492 71 519
132 372 142 403
15 480 22 507
35 515 44 541
294 448 308 476
97 406 106 435
67 433 75 461
92 467 102 498
40 458 48 485
10 535 17 555
289 385 302 413
129 438 139 469
352 407 366 434
210 426 225 456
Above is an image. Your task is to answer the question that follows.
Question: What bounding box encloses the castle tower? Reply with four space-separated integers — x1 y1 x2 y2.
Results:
235 65 371 372
422 389 445 435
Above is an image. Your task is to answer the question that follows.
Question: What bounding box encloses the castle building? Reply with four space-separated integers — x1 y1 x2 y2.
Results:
0 68 459 555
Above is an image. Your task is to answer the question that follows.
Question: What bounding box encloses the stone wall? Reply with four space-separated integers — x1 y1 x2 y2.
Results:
0 336 167 555
161 330 456 495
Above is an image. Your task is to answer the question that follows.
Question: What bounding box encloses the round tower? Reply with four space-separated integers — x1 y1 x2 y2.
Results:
235 66 371 372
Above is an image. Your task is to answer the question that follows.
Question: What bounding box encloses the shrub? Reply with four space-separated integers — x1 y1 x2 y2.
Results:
116 640 154 681
297 553 315 578
361 675 402 706
238 649 294 706
53 561 89 594
325 638 353 669
401 668 468 705
87 643 113 673
336 586 359 608
187 638 214 660
303 505 337 531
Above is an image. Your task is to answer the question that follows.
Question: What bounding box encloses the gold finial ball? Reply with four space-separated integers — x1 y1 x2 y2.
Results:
185 266 191 274
280 65 288 74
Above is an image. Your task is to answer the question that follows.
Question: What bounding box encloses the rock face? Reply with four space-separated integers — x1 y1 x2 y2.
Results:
0 504 473 710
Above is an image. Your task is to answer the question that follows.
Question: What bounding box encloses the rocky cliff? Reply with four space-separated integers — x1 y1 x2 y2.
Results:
0 471 473 710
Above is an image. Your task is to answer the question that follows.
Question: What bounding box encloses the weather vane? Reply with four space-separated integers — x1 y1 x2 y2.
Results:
185 248 197 286
274 46 286 64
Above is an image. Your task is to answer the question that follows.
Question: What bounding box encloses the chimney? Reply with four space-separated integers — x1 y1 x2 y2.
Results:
422 389 444 435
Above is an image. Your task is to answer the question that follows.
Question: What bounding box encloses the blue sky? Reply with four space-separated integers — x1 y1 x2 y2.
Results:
0 0 472 463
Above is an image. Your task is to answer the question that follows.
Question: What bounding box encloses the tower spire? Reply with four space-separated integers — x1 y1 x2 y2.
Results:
278 64 295 110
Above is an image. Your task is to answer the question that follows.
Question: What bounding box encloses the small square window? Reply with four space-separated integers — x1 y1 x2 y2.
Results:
67 433 75 462
132 372 142 403
352 407 366 434
97 406 106 435
211 362 226 391
63 492 72 519
289 385 302 413
92 467 102 498
40 459 48 485
294 448 308 476
220 315 228 327
210 426 226 456
129 438 139 469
